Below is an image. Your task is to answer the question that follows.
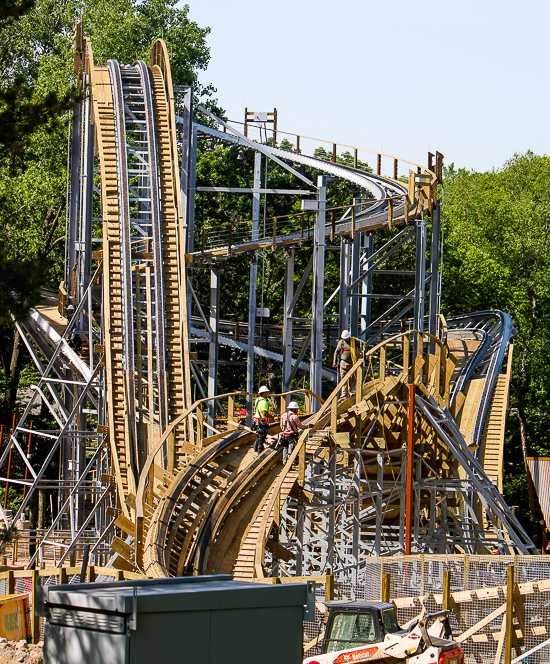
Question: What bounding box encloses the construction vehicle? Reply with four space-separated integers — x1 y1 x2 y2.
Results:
304 601 464 664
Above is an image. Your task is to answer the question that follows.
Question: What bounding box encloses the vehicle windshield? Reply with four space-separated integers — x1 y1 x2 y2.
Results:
382 608 401 634
325 612 377 653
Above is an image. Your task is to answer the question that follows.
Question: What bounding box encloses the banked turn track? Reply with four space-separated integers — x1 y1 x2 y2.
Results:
54 35 537 578
134 324 536 581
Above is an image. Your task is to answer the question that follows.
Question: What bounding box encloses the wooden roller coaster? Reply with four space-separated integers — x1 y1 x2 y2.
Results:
121 328 534 579
2 28 537 579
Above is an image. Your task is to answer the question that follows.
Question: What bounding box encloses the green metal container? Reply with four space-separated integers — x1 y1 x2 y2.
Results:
36 575 314 664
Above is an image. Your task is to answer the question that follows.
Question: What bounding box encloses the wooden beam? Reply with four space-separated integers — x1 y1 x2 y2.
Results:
382 572 391 603
442 569 460 620
505 565 514 664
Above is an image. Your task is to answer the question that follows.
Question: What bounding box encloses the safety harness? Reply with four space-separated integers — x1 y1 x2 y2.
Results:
281 412 299 438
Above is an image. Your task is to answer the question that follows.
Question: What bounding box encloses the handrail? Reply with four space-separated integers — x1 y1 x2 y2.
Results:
228 118 437 180
191 195 410 238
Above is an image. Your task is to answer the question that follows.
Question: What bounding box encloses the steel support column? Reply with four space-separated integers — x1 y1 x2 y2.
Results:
282 248 295 393
428 201 441 352
246 152 262 424
339 239 350 336
310 175 326 407
208 265 221 427
67 102 81 294
361 234 374 340
374 451 383 556
79 88 94 302
179 87 193 255
351 451 360 596
179 91 195 409
186 125 198 332
349 199 361 338
327 450 336 571
295 503 304 576
413 216 427 352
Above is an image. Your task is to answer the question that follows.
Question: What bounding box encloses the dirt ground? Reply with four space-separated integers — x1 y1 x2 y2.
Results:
0 639 42 664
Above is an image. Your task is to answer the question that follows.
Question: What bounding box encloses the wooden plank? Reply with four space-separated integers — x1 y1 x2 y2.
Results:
456 603 506 643
114 514 135 538
111 536 134 561
331 432 351 448
265 539 295 562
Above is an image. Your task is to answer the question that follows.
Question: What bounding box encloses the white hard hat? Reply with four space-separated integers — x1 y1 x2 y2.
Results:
258 385 270 394
288 401 299 410
341 330 351 339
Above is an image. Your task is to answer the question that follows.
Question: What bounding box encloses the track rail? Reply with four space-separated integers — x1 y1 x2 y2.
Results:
149 62 187 465
188 123 420 261
448 311 515 450
89 47 134 508
86 39 193 512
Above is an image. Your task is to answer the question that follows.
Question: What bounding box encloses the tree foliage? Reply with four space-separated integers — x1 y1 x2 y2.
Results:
0 0 217 423
442 151 550 530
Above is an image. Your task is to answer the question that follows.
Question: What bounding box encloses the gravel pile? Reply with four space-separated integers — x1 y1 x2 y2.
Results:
0 639 42 664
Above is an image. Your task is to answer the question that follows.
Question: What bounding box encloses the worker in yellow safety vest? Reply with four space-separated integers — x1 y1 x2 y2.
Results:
333 330 363 397
253 385 271 454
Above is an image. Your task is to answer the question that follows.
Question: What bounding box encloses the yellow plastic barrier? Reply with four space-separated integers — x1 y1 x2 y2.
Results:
0 594 30 641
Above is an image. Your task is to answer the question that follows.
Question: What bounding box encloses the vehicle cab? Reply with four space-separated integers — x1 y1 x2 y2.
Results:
305 601 464 664
321 601 404 653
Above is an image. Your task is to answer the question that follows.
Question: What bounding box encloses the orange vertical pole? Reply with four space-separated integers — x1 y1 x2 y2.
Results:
23 421 33 499
4 413 16 509
405 384 415 554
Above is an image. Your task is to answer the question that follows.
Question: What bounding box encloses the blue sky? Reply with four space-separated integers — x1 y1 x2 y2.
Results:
187 0 550 173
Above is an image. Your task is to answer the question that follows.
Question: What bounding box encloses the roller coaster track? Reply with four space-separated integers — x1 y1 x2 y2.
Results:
188 121 416 262
87 38 193 508
131 330 536 579
4 30 535 576
86 54 129 510
142 423 331 578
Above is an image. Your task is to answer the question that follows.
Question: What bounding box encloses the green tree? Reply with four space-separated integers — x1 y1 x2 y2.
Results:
442 151 550 534
0 0 217 423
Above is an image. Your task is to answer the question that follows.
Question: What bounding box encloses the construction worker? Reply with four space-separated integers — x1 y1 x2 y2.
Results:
253 386 271 454
333 330 363 397
68 326 82 354
280 401 311 464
